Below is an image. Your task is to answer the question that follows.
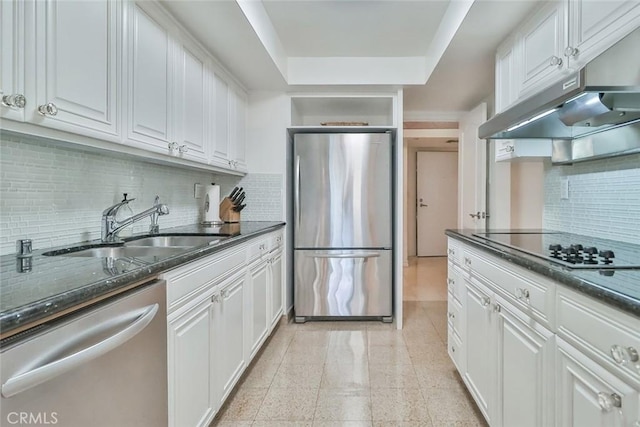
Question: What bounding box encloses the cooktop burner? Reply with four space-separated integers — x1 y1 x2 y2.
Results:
472 231 640 270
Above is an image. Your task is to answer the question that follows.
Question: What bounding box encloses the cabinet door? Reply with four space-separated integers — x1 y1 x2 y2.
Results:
249 260 269 359
495 39 517 114
464 280 495 424
216 275 246 405
566 0 640 69
269 250 283 328
32 0 120 139
518 1 567 100
556 338 639 427
211 74 230 167
127 2 174 152
168 298 216 427
231 88 248 172
0 0 26 122
174 38 209 162
496 296 555 427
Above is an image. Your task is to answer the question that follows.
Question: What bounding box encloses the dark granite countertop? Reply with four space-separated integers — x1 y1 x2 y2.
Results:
0 221 285 337
446 229 640 318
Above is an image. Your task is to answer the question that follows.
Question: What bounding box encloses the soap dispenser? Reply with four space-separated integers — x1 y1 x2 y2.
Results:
116 193 135 237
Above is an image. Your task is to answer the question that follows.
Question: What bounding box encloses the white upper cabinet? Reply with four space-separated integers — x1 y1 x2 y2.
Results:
566 0 640 69
127 2 175 153
29 0 121 140
497 0 640 109
230 87 248 173
0 0 26 122
517 1 567 100
174 36 210 162
210 74 247 173
211 74 230 167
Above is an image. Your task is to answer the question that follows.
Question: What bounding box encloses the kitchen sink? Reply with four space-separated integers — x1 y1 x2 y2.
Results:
124 235 224 247
43 246 186 258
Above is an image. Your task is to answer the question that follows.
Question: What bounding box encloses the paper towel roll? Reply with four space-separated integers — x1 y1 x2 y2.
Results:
203 184 222 224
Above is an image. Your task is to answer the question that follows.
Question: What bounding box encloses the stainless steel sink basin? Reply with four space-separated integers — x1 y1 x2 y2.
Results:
44 246 186 258
124 235 223 248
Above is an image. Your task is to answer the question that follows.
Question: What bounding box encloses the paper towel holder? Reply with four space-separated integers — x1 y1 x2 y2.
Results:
201 183 225 226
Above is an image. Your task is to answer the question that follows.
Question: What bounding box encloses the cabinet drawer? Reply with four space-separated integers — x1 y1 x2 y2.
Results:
447 262 464 302
268 230 284 251
557 287 640 384
447 238 462 266
447 296 463 336
448 328 463 372
465 248 555 328
246 237 269 263
164 246 246 308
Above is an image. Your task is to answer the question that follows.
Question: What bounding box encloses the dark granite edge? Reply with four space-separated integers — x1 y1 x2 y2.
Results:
0 223 285 335
446 230 640 318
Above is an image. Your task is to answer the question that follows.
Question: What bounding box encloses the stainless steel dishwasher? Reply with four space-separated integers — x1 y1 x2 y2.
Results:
0 280 167 427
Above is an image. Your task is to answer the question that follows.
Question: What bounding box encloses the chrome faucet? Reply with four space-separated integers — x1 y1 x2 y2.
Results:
102 195 169 242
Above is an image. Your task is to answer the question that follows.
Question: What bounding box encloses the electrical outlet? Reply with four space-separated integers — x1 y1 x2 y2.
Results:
194 183 203 199
560 177 569 200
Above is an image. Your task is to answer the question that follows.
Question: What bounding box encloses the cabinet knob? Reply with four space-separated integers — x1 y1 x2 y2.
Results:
448 312 455 319
493 303 501 313
515 287 530 301
2 94 26 109
178 145 189 153
211 293 220 303
448 248 455 256
564 46 579 58
464 257 472 266
505 145 514 153
481 296 491 307
168 142 179 152
447 278 455 285
549 56 563 67
597 392 622 411
37 102 58 116
610 345 639 364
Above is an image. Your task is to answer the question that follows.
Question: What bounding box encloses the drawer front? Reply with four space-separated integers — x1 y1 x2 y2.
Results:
268 230 284 252
164 246 246 308
557 287 640 384
465 247 555 328
448 328 464 372
447 295 463 337
246 237 269 263
447 238 462 266
447 262 464 302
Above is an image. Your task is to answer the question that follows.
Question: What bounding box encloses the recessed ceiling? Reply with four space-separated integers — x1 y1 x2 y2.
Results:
161 0 542 115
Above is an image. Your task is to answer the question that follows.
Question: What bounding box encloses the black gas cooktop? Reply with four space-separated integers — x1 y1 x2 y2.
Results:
472 231 640 270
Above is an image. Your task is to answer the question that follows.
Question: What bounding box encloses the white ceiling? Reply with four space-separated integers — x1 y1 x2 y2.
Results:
162 0 542 116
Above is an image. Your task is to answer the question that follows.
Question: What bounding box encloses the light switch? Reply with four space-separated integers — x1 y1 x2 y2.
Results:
194 183 203 199
560 177 569 200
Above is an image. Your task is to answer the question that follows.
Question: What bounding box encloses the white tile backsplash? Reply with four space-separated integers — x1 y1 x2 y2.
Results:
212 173 284 221
544 153 640 244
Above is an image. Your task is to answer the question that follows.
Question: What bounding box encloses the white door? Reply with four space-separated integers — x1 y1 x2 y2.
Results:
32 0 120 139
458 103 488 229
416 151 458 256
249 259 269 359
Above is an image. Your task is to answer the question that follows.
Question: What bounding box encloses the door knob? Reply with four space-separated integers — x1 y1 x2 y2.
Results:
469 212 481 218
419 203 428 207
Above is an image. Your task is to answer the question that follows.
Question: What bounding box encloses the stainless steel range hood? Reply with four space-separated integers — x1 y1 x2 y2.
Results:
479 27 640 163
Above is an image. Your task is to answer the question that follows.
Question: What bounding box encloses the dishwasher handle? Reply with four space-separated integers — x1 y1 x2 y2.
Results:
1 303 159 398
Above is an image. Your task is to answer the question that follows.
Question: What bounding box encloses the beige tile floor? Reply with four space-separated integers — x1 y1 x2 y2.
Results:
211 257 487 427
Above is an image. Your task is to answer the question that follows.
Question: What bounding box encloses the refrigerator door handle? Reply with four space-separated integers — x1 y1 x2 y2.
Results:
308 251 381 259
295 155 301 229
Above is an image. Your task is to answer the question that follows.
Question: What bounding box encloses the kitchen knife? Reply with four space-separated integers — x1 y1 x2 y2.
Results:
235 193 245 206
229 187 239 200
236 204 246 212
231 187 243 204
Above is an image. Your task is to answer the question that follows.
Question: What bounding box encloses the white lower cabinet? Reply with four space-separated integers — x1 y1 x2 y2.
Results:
168 296 215 427
248 258 269 360
556 337 639 427
214 272 246 406
450 238 640 427
164 228 284 427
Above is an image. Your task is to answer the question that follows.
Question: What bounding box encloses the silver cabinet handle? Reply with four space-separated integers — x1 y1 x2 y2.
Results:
448 312 455 319
464 257 472 266
37 102 58 116
178 145 189 153
211 293 220 303
493 303 501 313
309 251 381 259
597 392 622 411
2 94 26 108
549 55 563 67
448 248 455 256
564 46 579 58
1 303 158 398
447 278 454 285
610 345 639 364
505 145 514 153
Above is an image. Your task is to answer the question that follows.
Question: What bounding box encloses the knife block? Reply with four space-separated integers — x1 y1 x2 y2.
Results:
219 197 240 223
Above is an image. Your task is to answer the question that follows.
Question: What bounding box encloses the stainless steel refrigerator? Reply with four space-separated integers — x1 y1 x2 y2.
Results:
293 132 393 322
